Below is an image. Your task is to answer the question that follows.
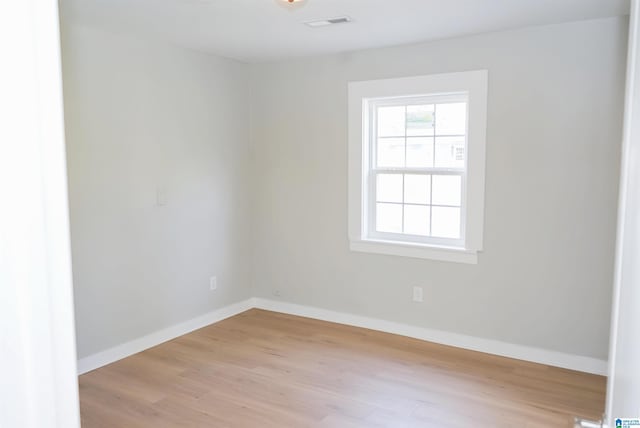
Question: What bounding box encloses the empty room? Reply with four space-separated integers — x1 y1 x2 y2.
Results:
3 0 640 427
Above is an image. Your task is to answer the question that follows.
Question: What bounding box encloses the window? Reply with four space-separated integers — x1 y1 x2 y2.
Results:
348 71 488 263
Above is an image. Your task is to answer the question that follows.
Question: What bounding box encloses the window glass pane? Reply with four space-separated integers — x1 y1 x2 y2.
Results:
406 137 434 168
431 206 461 239
436 102 466 135
404 205 430 236
377 138 405 167
435 136 465 169
376 174 403 203
376 203 403 233
404 174 430 205
378 106 405 137
432 175 462 206
406 105 435 136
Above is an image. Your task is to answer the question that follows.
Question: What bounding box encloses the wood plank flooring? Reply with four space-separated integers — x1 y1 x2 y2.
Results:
79 309 606 427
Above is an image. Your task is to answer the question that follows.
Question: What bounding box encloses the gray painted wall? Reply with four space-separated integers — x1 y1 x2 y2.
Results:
249 18 627 360
63 17 627 361
62 25 253 358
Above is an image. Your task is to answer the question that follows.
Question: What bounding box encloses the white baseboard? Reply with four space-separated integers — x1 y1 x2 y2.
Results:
76 299 254 375
77 297 608 376
252 298 608 376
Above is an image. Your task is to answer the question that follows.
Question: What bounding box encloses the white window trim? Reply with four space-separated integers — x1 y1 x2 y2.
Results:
348 71 488 264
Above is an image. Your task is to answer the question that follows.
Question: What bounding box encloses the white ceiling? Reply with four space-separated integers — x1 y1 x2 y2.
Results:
60 0 630 63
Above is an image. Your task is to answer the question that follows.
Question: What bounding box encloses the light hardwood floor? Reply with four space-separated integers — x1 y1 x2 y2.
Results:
79 309 605 427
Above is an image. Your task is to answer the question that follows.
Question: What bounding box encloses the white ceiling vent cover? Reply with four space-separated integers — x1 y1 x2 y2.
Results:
305 16 352 28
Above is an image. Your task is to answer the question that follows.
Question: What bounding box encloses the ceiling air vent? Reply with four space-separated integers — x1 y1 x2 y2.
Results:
304 16 352 28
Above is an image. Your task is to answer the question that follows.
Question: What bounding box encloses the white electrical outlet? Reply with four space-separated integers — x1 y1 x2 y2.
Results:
209 276 217 291
412 286 424 302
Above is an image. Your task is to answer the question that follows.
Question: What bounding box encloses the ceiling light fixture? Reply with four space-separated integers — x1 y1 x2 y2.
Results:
276 0 306 9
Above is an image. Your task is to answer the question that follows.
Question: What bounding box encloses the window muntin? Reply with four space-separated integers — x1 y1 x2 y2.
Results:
366 94 468 247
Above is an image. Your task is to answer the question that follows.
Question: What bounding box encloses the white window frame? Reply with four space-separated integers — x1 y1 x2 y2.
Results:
348 71 488 264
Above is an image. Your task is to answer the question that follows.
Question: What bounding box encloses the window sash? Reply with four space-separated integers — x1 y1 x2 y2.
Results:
367 170 466 247
365 96 468 248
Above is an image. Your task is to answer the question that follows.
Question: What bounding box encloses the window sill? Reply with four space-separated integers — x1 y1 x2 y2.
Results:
350 239 478 264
